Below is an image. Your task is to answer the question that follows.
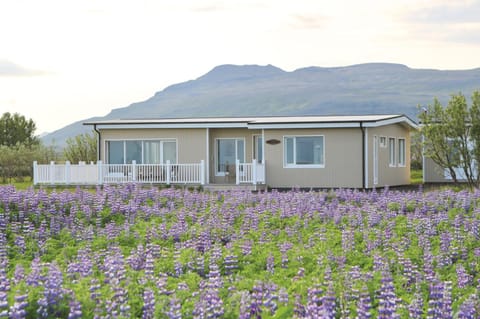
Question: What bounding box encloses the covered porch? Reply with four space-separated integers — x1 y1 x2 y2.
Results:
32 159 265 187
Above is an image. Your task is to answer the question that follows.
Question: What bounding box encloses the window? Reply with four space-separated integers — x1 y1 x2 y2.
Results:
253 135 263 163
216 138 245 175
379 136 387 148
106 140 177 164
398 138 406 166
284 136 324 167
388 137 396 166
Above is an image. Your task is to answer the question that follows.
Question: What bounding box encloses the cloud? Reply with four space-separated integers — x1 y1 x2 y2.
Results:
408 1 480 24
0 60 47 77
290 14 329 29
397 1 480 45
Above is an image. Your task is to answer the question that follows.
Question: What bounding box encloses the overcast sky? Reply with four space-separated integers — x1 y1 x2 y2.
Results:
1 0 480 135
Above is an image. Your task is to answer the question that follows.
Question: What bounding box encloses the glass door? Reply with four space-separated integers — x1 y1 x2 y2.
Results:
216 138 245 176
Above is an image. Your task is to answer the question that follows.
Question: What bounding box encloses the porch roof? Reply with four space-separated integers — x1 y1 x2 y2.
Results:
84 114 418 130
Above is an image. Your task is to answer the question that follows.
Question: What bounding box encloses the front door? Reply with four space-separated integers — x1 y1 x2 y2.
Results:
373 135 379 185
216 138 245 177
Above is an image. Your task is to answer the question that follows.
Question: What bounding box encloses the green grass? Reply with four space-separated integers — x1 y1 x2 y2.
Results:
0 180 34 190
410 168 422 184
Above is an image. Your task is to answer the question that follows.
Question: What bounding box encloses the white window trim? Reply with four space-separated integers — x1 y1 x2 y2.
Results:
397 138 406 167
379 136 387 148
252 134 263 163
283 135 325 168
104 138 177 164
214 137 246 176
388 137 396 167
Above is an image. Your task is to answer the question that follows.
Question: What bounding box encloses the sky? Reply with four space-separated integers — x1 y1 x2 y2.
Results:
1 0 480 135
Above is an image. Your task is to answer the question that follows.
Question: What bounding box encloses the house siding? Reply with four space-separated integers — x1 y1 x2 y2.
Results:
263 128 363 188
367 124 411 188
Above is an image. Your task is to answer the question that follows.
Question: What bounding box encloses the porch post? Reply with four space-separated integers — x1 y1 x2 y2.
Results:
132 160 137 182
166 160 171 185
200 160 205 185
50 161 55 185
97 160 103 185
33 161 38 185
235 159 240 185
252 159 257 185
65 161 71 184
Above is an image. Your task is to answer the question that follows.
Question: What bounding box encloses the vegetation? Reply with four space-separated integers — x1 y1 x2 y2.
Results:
63 132 97 164
419 90 480 187
0 112 38 147
0 185 478 318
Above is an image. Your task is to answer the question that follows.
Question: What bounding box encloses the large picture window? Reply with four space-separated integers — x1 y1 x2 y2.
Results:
284 136 324 167
398 138 406 166
106 140 177 164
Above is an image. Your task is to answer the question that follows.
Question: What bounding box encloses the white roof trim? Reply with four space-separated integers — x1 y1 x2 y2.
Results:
95 123 249 129
87 115 418 130
248 122 361 129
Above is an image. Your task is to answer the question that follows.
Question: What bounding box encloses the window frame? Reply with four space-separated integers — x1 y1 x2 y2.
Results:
388 137 396 167
104 138 177 164
379 136 387 148
397 138 406 167
283 135 325 168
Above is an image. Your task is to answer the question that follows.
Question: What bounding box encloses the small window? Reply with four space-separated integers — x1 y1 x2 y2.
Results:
379 136 387 148
398 138 406 166
284 136 324 167
388 138 396 166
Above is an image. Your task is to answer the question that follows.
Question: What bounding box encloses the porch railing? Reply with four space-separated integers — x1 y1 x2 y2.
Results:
236 159 265 185
33 160 205 185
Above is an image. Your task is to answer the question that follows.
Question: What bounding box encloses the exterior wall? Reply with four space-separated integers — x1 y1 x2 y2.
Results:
263 128 363 188
99 128 207 164
208 128 261 184
366 124 411 187
423 157 450 182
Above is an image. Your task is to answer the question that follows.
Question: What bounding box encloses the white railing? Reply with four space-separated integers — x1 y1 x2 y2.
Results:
236 159 265 185
34 160 206 185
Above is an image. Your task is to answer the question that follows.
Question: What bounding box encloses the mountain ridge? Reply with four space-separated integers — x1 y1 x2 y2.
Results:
42 63 480 146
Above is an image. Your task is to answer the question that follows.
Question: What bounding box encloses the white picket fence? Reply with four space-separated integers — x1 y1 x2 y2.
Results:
33 159 266 186
33 160 206 185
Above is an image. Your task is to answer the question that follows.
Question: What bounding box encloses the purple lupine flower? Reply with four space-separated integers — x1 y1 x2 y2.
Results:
457 295 477 319
224 254 238 276
37 262 64 318
166 296 182 319
142 288 155 319
266 253 274 274
408 292 424 319
377 272 399 319
67 298 82 319
8 294 28 319
356 286 372 319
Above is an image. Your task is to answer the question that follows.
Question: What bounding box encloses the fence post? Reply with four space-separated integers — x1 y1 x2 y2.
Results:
33 161 38 185
50 161 55 185
65 161 71 185
97 160 103 185
200 160 205 185
252 159 257 185
132 160 137 182
166 160 171 185
236 159 240 185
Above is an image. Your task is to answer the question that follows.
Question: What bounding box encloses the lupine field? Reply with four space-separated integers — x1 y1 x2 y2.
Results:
0 184 479 318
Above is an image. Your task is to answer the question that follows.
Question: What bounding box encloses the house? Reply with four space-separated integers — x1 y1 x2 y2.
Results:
56 114 413 189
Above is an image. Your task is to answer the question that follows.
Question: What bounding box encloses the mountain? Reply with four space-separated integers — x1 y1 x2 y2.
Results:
42 63 480 146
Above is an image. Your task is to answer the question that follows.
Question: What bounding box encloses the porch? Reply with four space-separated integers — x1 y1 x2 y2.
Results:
32 160 265 187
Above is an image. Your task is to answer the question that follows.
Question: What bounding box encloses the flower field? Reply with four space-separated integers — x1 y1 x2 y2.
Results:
0 184 479 318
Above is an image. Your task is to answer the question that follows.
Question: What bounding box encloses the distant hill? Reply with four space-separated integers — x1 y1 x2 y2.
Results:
42 63 480 146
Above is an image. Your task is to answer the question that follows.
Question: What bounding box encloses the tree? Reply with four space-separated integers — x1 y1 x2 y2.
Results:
0 112 38 147
63 132 97 164
419 90 480 187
